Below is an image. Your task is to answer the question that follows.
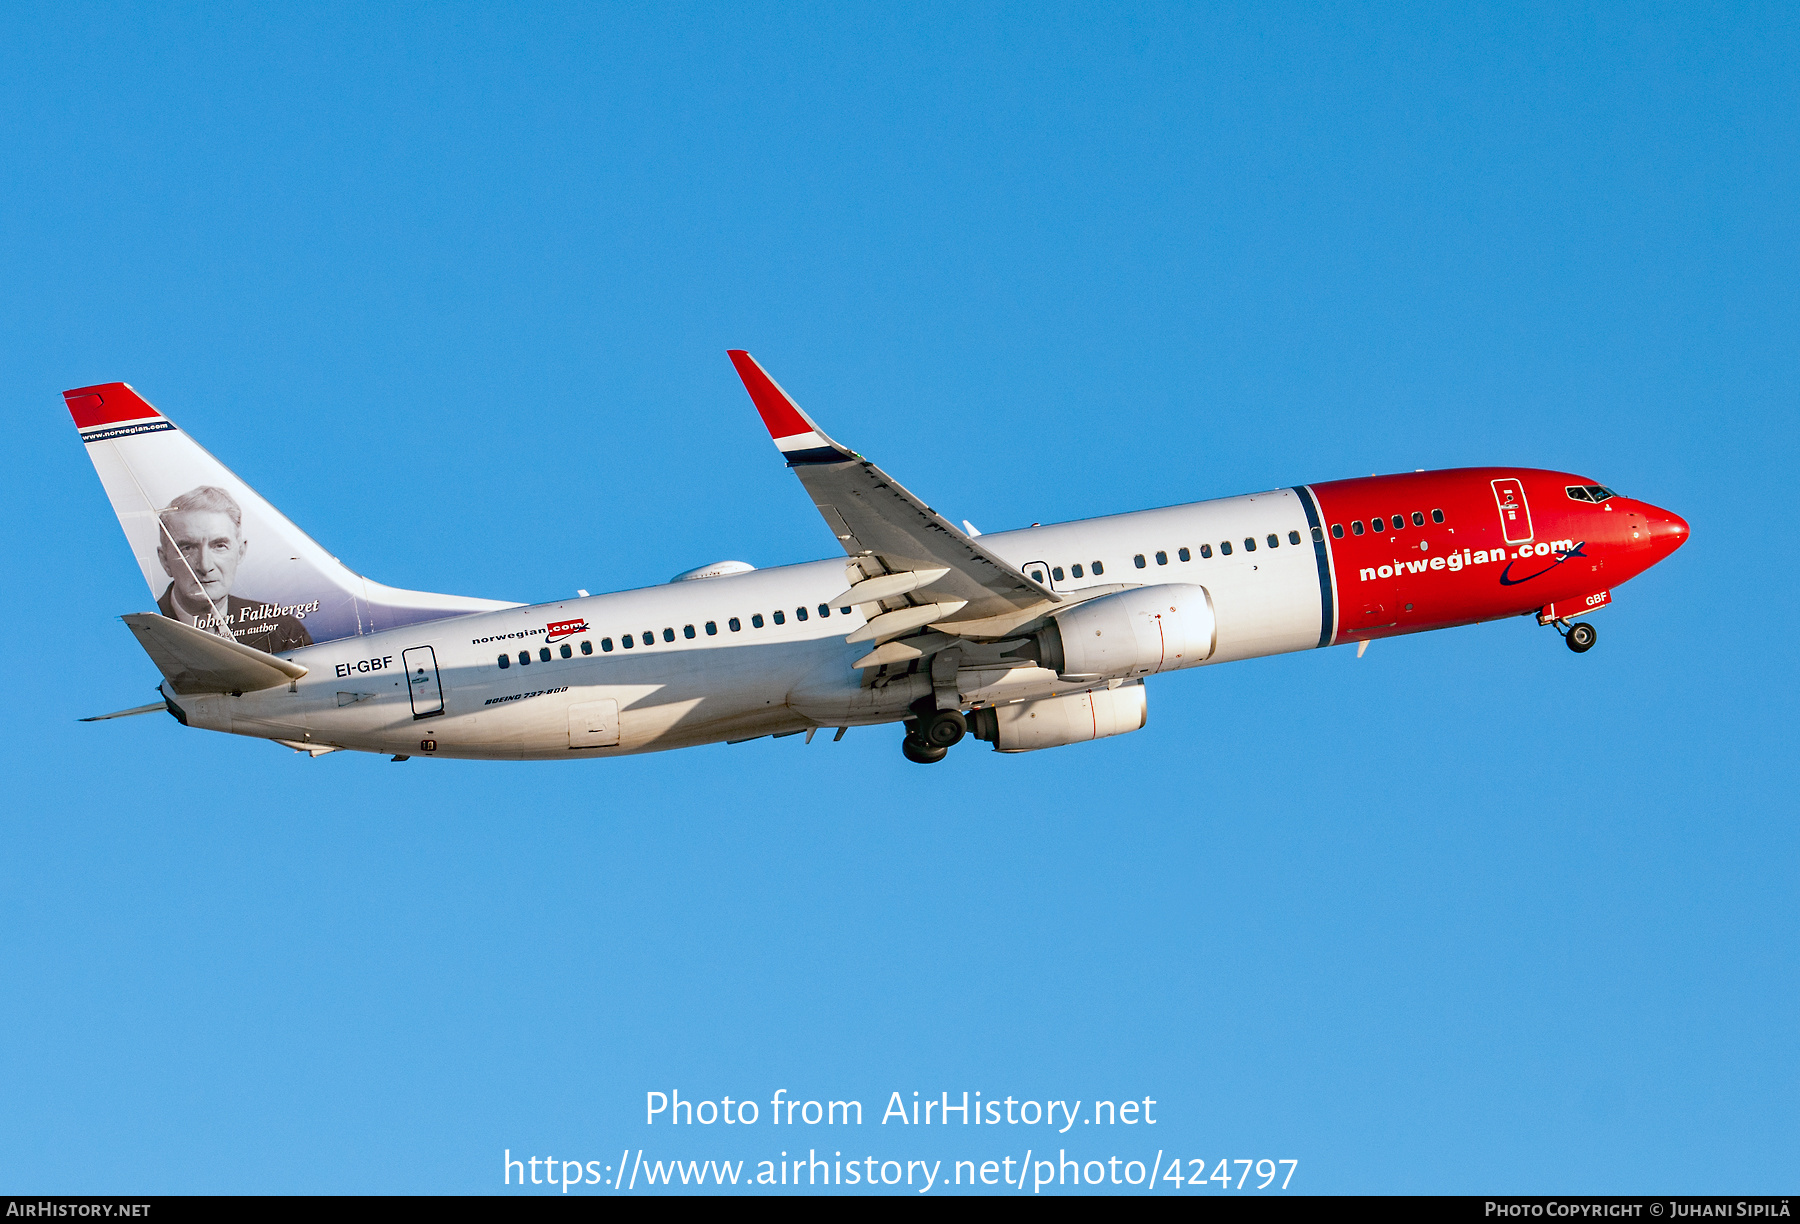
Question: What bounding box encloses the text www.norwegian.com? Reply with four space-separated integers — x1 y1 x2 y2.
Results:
506 1149 1296 1193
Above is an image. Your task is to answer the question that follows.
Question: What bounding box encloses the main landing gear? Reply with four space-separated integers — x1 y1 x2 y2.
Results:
1552 620 1598 653
901 705 966 764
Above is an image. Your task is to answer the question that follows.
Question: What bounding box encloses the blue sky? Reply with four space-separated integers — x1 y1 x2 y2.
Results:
1 2 1794 1194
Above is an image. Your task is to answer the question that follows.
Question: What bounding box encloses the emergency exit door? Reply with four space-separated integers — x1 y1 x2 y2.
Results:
402 646 444 719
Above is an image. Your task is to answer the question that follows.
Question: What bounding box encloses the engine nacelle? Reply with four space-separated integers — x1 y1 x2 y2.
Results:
969 683 1147 753
1038 584 1215 679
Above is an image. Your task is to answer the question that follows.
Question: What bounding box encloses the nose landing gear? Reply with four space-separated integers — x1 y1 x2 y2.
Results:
901 706 966 764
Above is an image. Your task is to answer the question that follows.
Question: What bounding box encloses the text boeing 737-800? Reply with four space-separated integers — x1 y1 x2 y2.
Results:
70 352 1689 763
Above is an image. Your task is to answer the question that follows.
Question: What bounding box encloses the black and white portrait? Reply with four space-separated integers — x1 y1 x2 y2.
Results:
155 485 314 654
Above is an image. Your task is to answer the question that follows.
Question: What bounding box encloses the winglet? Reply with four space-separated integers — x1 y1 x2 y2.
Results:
727 350 855 465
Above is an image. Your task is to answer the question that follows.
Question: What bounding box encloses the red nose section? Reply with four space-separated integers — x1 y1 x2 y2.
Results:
1643 505 1690 557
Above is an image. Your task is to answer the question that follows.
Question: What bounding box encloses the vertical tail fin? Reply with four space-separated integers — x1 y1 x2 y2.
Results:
67 383 515 651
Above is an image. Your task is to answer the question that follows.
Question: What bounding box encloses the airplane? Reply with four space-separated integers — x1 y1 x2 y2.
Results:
69 352 1690 764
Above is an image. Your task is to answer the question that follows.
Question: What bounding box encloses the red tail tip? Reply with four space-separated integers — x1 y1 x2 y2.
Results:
64 383 160 430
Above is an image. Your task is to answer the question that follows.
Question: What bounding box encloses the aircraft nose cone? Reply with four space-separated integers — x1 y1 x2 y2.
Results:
1644 505 1690 555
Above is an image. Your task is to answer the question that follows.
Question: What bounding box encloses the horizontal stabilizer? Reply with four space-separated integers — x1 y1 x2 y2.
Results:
79 700 170 722
121 612 309 695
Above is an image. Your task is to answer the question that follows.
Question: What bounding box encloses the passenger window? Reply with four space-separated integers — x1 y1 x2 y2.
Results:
1071 564 1084 578
581 640 593 655
1178 547 1190 562
1220 541 1232 556
840 607 851 615
560 643 572 659
1244 537 1256 552
602 637 614 652
1370 516 1384 532
705 621 717 636
1267 534 1279 548
1133 554 1146 568
498 654 509 669
622 635 634 649
684 624 696 638
818 604 830 617
795 606 808 621
1091 560 1104 575
1155 551 1168 565
1411 512 1424 526
773 610 785 625
540 647 552 662
1332 524 1344 538
1292 530 1304 545
1051 567 1064 582
728 617 741 632
752 614 764 628
519 650 531 665
1391 514 1405 531
1432 509 1445 523
1199 544 1212 558
642 632 654 646
1352 521 1365 536
1030 569 1045 582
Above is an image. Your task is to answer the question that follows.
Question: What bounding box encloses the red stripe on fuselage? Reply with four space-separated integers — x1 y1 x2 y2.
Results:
1309 467 1677 642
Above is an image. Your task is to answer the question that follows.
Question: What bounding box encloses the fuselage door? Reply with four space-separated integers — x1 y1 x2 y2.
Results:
569 698 620 749
402 646 445 719
1023 560 1055 591
1491 478 1534 544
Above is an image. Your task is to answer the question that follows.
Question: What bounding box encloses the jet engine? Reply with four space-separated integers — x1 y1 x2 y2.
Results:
968 683 1147 752
1036 584 1216 679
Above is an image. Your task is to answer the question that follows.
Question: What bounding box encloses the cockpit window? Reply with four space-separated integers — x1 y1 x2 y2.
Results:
1567 484 1616 503
1566 486 1591 501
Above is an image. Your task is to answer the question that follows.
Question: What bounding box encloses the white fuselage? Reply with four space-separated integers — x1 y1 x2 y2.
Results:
175 488 1327 759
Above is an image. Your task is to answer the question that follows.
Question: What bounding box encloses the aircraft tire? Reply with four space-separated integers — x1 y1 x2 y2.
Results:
1566 622 1597 653
902 735 948 765
918 709 967 749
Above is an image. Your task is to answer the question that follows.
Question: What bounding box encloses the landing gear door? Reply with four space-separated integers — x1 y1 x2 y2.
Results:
1491 478 1534 545
402 646 444 719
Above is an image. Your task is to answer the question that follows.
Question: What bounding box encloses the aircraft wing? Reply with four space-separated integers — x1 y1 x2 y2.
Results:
728 351 1058 643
